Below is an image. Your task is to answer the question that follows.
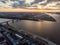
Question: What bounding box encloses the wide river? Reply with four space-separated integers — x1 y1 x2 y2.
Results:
16 13 60 45
0 13 60 45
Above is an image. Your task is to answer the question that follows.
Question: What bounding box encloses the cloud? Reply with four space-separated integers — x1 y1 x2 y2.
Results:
44 0 60 9
0 0 60 9
0 0 20 8
38 0 47 4
32 0 60 9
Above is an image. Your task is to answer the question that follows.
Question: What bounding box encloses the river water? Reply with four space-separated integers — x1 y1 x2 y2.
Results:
14 13 60 45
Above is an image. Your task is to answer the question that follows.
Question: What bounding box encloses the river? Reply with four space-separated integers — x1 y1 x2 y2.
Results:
22 13 60 45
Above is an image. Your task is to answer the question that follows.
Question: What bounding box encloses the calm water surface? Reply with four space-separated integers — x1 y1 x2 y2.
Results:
18 13 60 45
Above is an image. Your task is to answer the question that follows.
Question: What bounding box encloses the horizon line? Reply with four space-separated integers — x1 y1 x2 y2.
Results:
0 8 60 12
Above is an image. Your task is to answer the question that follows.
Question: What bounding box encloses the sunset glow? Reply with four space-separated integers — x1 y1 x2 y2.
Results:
0 8 60 12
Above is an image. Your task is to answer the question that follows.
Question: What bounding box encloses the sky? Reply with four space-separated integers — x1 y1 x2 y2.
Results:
25 0 34 4
0 0 60 9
